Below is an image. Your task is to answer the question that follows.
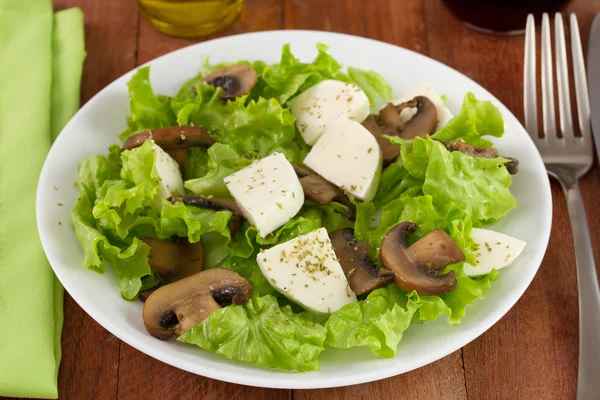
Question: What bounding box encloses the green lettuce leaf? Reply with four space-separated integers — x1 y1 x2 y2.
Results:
119 67 177 141
158 200 232 243
185 143 252 197
91 140 159 240
178 295 327 371
397 137 518 223
432 92 504 148
182 147 209 180
325 285 420 358
259 44 391 106
412 268 500 325
227 205 351 259
347 67 393 106
71 159 153 300
210 255 275 297
188 88 306 162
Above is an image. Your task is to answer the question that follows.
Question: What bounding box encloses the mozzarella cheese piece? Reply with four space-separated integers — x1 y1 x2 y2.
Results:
152 143 184 211
224 152 304 237
288 79 370 145
303 118 382 201
256 227 357 314
391 82 454 131
463 228 527 277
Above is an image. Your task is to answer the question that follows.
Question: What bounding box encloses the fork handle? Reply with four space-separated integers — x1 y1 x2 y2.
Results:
563 181 600 400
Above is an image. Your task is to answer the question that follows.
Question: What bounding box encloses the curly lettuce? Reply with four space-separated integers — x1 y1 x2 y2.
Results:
178 294 327 371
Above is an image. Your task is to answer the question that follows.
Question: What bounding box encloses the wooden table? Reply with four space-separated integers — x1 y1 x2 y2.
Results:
14 0 600 399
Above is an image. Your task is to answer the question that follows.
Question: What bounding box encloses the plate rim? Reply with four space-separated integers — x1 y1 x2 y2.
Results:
37 29 552 389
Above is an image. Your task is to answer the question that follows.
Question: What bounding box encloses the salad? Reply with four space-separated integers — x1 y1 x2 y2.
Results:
71 44 526 372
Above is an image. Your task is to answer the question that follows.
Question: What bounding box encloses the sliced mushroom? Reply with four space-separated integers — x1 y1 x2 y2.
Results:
141 237 204 279
330 229 394 295
143 269 252 340
121 125 217 166
169 195 244 236
439 140 519 174
138 236 205 302
380 222 465 296
408 229 466 271
200 65 258 99
292 164 356 220
363 96 438 165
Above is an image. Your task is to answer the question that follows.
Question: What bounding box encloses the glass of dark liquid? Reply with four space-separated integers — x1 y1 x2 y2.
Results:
442 0 572 35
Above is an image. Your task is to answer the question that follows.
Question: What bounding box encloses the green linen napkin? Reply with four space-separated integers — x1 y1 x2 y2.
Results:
0 1 85 398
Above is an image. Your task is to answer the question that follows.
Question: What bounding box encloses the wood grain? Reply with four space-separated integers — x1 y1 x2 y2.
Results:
4 0 597 399
137 0 283 64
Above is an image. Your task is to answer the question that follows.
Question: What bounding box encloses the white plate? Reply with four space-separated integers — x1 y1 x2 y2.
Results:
37 31 552 389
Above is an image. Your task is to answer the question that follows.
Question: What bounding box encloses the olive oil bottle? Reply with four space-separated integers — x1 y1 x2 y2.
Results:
137 0 244 38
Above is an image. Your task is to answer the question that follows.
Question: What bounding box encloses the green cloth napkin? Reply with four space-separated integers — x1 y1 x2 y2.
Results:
0 1 85 398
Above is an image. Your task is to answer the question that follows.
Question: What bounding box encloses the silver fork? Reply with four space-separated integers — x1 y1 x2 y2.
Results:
525 13 600 399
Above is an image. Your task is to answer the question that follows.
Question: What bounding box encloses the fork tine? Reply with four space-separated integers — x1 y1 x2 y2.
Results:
541 13 558 139
570 13 592 142
524 14 538 138
554 13 575 141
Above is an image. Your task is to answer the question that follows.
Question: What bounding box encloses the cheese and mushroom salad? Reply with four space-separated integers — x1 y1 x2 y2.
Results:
71 44 525 372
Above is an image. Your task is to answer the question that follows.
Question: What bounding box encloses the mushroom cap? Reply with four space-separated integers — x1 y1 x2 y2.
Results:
121 125 216 152
169 195 244 236
201 65 258 99
330 228 394 296
363 96 438 165
142 269 252 340
380 222 458 296
398 96 438 140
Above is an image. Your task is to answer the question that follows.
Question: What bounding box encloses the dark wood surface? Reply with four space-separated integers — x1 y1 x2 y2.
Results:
11 0 600 399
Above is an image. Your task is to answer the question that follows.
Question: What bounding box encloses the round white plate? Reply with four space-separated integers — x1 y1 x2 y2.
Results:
37 31 552 389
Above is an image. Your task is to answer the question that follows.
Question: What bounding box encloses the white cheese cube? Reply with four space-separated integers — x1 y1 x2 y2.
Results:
463 228 527 277
224 152 304 237
288 79 370 145
303 118 382 201
153 143 184 211
392 82 454 131
256 227 357 314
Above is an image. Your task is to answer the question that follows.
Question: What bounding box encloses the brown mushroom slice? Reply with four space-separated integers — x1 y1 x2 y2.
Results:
330 228 394 295
142 237 204 278
399 96 438 140
408 229 466 271
291 164 356 221
380 222 464 296
121 125 216 152
440 140 519 175
143 269 252 340
121 125 217 167
169 195 244 236
139 237 205 302
363 96 438 165
200 65 258 99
